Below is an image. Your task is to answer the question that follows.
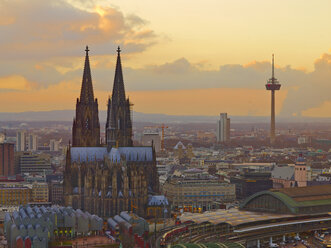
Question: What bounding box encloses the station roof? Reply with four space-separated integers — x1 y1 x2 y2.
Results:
171 242 245 248
272 184 331 202
179 208 293 227
234 216 331 233
241 184 331 214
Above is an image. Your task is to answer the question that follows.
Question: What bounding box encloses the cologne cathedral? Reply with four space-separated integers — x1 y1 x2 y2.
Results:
64 46 159 218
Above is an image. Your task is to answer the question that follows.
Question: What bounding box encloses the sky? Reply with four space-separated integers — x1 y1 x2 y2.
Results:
1 0 331 117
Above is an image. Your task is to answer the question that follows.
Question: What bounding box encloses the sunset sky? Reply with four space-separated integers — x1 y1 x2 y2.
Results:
1 0 331 117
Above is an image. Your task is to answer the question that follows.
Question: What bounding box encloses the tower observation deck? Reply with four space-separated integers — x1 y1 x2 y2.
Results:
265 54 281 145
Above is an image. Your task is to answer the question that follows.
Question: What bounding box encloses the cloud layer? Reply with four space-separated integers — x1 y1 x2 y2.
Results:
0 0 156 59
0 0 331 117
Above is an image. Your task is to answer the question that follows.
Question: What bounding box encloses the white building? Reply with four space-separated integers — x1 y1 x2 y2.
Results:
50 139 60 151
216 113 230 143
27 134 38 151
298 136 310 145
16 130 26 152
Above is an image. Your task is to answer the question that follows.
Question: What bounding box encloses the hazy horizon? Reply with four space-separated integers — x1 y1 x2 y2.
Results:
1 109 331 123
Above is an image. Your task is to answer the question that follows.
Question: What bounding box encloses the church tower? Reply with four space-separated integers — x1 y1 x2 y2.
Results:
72 46 100 147
106 47 133 148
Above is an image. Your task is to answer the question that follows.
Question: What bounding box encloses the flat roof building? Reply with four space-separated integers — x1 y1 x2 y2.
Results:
163 177 235 211
0 185 31 206
18 152 52 175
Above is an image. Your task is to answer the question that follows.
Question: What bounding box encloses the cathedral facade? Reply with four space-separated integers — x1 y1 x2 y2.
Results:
64 46 159 218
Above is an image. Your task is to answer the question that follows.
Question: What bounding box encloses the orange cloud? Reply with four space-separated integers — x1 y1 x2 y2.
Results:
0 0 156 60
0 75 37 91
0 81 287 116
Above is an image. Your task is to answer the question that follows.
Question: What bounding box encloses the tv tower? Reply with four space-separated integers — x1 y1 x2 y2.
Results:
265 54 281 145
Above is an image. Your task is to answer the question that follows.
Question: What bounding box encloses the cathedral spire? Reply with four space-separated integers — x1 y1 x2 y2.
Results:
112 46 126 104
106 46 133 148
72 46 100 147
80 45 94 103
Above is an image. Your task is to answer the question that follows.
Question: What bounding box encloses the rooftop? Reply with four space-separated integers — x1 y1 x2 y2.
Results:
180 208 293 226
241 184 331 214
70 146 154 163
171 243 245 248
271 184 331 203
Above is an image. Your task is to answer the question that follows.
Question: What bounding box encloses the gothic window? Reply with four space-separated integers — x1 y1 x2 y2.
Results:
85 118 89 130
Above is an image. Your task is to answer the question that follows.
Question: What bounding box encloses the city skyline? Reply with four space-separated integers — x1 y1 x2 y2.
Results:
1 0 331 117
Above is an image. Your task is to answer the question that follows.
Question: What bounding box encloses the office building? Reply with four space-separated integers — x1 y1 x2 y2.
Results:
0 185 31 206
49 180 63 205
27 134 38 151
0 142 15 176
31 182 49 202
230 172 273 199
163 177 235 211
49 139 60 151
216 113 230 143
18 152 52 175
16 131 26 152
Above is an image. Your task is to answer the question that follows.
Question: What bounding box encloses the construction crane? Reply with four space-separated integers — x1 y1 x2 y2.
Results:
144 124 168 151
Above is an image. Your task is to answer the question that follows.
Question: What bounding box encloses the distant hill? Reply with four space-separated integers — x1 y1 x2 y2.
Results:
0 110 330 123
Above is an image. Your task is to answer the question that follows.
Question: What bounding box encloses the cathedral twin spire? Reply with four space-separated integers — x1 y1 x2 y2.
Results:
72 46 100 147
72 45 132 148
80 46 95 104
106 46 133 148
112 46 127 105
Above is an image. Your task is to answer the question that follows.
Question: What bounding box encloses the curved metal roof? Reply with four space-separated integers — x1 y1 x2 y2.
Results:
171 242 245 248
180 209 293 227
241 185 331 214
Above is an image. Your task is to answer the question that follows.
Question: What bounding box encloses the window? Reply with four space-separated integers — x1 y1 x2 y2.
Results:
85 118 89 129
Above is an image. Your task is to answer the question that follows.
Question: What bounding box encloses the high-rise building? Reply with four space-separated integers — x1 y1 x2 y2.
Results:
64 47 159 218
0 142 15 176
49 139 60 151
0 133 6 143
27 134 38 151
16 130 26 151
72 46 100 147
216 113 230 143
